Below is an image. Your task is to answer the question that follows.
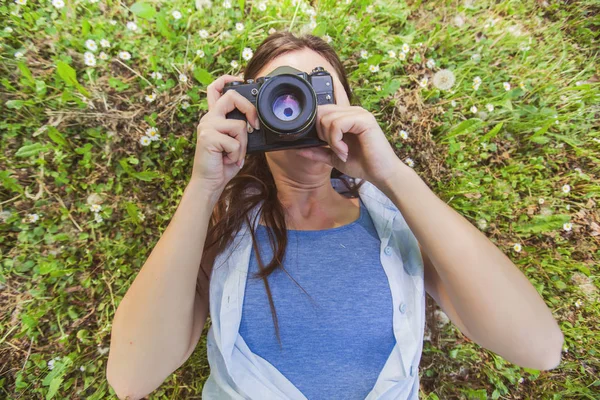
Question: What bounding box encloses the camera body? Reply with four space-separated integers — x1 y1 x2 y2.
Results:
222 66 335 153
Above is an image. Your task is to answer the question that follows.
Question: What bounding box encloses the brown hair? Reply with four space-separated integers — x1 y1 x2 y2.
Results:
198 32 364 347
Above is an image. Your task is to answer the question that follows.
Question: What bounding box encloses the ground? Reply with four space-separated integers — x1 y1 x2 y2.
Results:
0 0 599 399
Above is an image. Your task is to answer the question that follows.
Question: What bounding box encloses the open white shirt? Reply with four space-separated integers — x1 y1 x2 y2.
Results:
202 177 425 399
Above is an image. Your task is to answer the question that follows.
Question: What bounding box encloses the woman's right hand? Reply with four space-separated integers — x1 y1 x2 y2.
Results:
191 75 260 196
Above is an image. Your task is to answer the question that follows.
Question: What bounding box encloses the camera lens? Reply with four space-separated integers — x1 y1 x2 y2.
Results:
272 94 301 121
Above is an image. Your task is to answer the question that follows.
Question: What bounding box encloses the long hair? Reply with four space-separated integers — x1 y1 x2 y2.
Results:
198 32 365 346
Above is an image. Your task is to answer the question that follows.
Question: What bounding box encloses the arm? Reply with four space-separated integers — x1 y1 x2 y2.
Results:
106 182 218 400
379 162 564 371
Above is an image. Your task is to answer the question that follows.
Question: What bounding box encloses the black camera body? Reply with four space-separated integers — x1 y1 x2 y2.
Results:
223 66 335 153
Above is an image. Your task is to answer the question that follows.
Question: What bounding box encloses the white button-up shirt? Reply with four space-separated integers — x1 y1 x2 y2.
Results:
203 177 426 399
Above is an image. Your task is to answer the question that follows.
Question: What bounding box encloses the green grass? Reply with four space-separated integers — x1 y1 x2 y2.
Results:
1 0 599 399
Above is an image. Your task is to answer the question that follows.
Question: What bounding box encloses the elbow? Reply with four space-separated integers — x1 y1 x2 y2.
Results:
106 354 150 400
528 328 565 371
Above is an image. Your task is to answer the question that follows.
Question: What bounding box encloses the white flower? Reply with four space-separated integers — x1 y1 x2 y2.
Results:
405 158 415 168
172 10 182 19
472 82 480 91
52 0 65 9
14 51 24 58
401 43 410 53
83 52 96 67
94 213 103 223
538 198 545 205
566 204 571 210
323 34 332 43
99 52 108 60
140 136 151 146
419 77 429 88
470 105 478 114
179 74 188 83
268 27 276 35
426 59 435 69
242 47 253 61
486 103 494 112
513 243 522 252
562 184 571 194
366 4 374 13
374 85 381 91
258 2 266 11
574 299 583 308
471 53 481 62
118 51 131 60
181 101 190 109
388 50 396 58
473 76 482 85
79 366 85 372
563 222 572 232
360 50 368 59
90 204 102 213
47 358 59 370
196 49 205 58
99 39 110 48
477 219 487 230
5 27 13 33
199 29 209 39
126 21 138 31
575 81 583 86
146 127 160 140
503 82 511 91
150 71 163 80
369 64 379 73
230 59 239 68
519 82 526 90
89 0 99 3
223 0 232 9
432 69 455 90
196 0 213 9
518 377 524 384
145 93 156 102
450 100 457 107
84 39 97 52
24 213 40 223
220 30 231 39
308 19 317 29
109 20 117 25
399 130 409 140
398 52 406 61
15 0 27 5
235 22 244 31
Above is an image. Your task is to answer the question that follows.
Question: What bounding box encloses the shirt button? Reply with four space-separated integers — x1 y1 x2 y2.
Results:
410 365 415 377
384 246 392 255
399 303 407 314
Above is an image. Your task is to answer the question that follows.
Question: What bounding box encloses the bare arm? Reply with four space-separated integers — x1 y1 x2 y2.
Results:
379 162 564 371
106 182 218 399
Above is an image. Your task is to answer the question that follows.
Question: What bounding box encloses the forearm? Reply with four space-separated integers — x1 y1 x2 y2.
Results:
107 181 219 395
378 163 563 368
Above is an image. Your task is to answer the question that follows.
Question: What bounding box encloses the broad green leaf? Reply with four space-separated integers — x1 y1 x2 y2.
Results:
381 79 401 97
155 12 173 38
125 202 142 224
193 68 214 85
47 127 69 147
529 120 553 140
55 61 90 97
131 2 157 19
367 54 383 66
15 143 48 158
514 214 570 234
313 22 327 37
6 100 25 109
0 170 23 193
443 118 482 142
554 280 567 290
481 122 503 141
17 61 34 84
132 170 160 181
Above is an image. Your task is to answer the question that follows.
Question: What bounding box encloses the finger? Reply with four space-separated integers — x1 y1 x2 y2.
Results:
216 119 248 165
319 111 356 156
296 147 337 167
213 90 260 129
207 75 244 110
207 130 242 165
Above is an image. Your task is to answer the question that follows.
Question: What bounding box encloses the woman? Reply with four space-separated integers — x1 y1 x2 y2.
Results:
106 33 563 400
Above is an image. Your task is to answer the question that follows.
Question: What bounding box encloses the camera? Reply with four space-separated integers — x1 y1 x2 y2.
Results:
222 66 335 153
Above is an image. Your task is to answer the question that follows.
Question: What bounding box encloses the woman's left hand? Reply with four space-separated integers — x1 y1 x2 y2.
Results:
296 104 405 186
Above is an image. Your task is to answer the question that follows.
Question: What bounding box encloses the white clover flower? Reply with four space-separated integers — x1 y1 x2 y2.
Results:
503 82 511 91
562 184 570 194
366 4 374 13
230 59 239 68
486 103 494 112
140 136 151 146
574 299 583 308
90 204 102 213
268 27 277 35
519 82 526 90
405 158 415 168
374 85 381 91
99 51 108 60
450 100 457 107
181 101 190 109
388 50 396 58
369 64 379 73
84 52 96 67
538 198 545 205
145 93 156 102
94 213 103 223
52 0 65 9
126 21 138 31
401 43 410 53
419 77 429 88
14 51 24 58
118 51 131 60
199 29 209 39
399 130 409 140
85 40 97 52
470 105 478 114
150 71 163 80
323 34 332 43
15 0 27 5
100 39 110 48
432 69 455 91
473 76 482 85
5 27 13 33
360 50 368 59
172 10 182 19
242 47 253 61
563 222 572 232
235 22 244 31
426 59 435 69
513 243 522 252
223 0 232 9
398 52 406 61
179 73 188 83
146 127 160 140
258 2 267 11
196 49 205 58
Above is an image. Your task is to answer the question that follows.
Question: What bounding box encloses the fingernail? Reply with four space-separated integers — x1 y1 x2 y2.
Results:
334 150 347 162
255 119 260 130
238 158 245 168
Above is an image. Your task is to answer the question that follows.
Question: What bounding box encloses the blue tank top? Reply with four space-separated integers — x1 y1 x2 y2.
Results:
238 198 396 399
